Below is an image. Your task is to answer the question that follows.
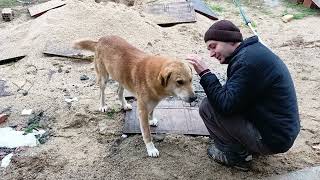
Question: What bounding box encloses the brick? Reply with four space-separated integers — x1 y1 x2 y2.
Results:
1 8 13 21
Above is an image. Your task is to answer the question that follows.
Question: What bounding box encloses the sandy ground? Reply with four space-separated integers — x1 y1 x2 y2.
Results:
0 0 320 179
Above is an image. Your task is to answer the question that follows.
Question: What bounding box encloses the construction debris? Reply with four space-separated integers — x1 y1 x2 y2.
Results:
21 109 33 116
1 153 13 168
282 14 294 23
0 80 11 97
0 114 8 124
1 8 14 22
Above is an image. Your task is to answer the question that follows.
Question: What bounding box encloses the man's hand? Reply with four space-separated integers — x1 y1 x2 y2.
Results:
186 54 209 74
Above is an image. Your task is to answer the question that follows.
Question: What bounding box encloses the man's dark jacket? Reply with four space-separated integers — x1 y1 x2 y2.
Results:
200 36 300 153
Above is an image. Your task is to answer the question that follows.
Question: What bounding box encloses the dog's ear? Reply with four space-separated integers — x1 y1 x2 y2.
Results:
188 64 193 74
158 69 172 87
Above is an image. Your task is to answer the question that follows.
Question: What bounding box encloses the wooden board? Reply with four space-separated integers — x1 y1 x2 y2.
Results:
123 99 209 136
43 41 94 60
144 1 196 26
28 0 66 17
303 0 320 8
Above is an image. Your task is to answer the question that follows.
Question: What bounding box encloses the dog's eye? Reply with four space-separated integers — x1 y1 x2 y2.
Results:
177 80 184 85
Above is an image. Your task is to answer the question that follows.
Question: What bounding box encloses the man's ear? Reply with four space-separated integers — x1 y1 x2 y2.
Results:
158 69 172 87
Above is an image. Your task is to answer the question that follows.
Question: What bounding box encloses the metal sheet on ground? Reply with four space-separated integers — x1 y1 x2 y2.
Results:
123 99 209 136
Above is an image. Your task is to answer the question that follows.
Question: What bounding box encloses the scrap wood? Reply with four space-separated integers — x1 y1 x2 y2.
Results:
303 0 320 8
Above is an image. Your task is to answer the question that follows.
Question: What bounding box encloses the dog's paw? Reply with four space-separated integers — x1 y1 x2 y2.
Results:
123 103 132 111
99 106 108 112
146 142 159 157
149 118 158 127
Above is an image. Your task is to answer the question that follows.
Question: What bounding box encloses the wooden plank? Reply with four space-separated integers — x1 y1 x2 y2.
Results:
28 0 66 17
43 41 94 60
123 99 209 136
303 0 320 7
303 0 314 7
144 1 196 26
188 0 219 20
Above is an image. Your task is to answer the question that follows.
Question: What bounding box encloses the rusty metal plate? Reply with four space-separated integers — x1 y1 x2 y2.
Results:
123 98 209 136
144 1 196 26
43 41 94 60
28 0 66 17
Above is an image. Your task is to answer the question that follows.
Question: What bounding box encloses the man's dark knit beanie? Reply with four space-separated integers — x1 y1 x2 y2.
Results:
204 20 243 42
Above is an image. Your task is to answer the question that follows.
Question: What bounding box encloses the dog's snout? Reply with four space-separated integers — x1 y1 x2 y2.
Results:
188 95 197 103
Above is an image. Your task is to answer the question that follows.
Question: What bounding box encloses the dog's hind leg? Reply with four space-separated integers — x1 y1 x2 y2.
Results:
98 73 109 112
117 85 132 111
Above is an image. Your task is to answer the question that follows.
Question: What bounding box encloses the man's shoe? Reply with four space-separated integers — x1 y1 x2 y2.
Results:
207 143 252 171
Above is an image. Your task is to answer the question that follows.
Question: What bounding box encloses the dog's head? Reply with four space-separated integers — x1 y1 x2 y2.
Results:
158 60 197 103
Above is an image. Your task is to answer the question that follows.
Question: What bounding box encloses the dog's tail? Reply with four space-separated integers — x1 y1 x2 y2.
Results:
73 39 97 52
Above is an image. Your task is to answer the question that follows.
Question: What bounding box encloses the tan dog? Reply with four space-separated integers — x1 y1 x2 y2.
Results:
74 35 196 157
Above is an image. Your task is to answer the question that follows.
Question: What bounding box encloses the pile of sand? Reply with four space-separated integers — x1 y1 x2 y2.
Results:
0 0 215 62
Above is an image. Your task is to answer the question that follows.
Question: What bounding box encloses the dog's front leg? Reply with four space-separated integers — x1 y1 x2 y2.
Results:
117 85 132 111
148 110 158 127
138 101 159 157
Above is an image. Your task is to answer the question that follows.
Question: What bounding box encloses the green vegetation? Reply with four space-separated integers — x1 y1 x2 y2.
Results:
282 1 319 19
210 4 224 13
106 108 117 119
0 0 19 8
